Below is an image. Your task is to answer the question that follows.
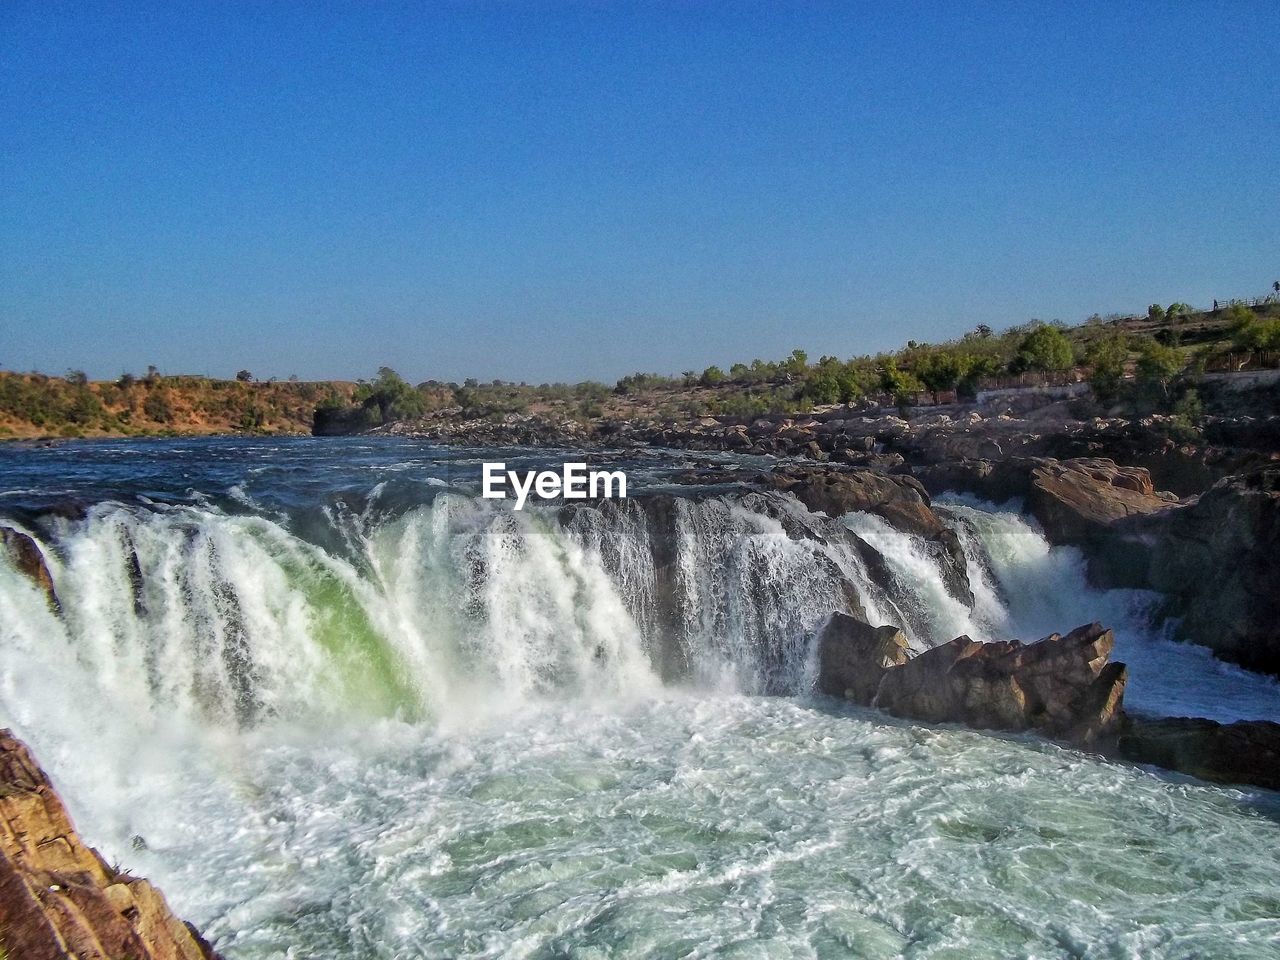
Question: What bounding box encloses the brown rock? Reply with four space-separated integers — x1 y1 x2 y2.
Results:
1025 458 1170 546
0 526 60 612
0 729 220 960
1140 467 1280 676
815 613 910 704
913 457 1172 549
872 622 1126 745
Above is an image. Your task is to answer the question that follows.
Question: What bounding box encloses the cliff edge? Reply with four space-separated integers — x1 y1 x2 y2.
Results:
0 729 220 960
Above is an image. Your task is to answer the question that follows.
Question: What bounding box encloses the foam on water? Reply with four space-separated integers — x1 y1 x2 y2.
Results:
59 699 1280 959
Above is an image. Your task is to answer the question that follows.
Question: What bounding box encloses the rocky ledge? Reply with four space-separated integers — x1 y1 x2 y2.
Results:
913 458 1280 678
816 615 1280 791
817 616 1126 745
0 729 220 960
1116 717 1280 791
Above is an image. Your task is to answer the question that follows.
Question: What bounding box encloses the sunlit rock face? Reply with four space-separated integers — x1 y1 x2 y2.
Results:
0 729 220 960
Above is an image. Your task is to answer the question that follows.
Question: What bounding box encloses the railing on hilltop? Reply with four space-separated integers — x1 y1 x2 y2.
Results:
1211 296 1278 309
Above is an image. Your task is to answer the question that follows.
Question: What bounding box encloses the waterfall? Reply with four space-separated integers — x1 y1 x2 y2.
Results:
936 495 1280 721
0 491 875 740
6 487 1280 750
6 481 1280 959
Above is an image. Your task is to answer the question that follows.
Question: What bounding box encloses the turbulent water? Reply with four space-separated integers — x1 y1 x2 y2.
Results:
2 437 1279 958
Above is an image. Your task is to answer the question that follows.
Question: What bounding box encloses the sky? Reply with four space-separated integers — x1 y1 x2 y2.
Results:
1 1 1276 385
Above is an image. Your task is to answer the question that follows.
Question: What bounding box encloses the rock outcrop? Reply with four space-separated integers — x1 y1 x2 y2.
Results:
1023 458 1173 547
816 614 1280 790
0 729 220 960
1139 467 1280 675
0 526 59 611
815 613 910 703
818 619 1127 746
915 457 1174 549
1117 717 1280 791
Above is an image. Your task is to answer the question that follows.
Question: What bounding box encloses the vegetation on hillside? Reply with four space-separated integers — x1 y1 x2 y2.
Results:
0 369 353 439
307 296 1280 435
4 290 1278 441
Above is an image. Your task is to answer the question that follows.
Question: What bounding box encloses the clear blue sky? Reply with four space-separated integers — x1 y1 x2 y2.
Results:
2 2 1276 384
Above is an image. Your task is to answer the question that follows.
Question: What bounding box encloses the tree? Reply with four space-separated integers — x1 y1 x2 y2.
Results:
798 357 865 406
915 351 969 403
1134 339 1184 400
64 369 88 386
1147 304 1166 323
1236 319 1280 366
1274 280 1279 295
957 354 1001 398
798 369 841 405
1225 303 1255 328
782 349 808 378
236 370 254 382
143 390 173 423
355 366 425 424
877 359 923 405
1086 335 1129 406
1014 325 1074 373
699 365 726 386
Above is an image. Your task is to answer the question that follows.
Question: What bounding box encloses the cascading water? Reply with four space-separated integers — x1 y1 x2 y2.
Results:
2 438 1280 959
936 496 1280 721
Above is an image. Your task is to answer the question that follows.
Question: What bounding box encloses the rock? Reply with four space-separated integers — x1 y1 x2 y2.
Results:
1140 467 1280 675
815 613 910 703
1024 458 1171 547
871 622 1126 745
1117 717 1280 790
817 615 1280 788
842 455 1280 680
915 457 1172 549
0 526 59 611
0 729 221 959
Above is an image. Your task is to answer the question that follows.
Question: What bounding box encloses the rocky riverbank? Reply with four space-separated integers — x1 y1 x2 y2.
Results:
376 401 1279 492
0 729 220 959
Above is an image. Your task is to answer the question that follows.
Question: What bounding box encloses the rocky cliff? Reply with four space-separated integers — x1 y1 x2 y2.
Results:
1132 467 1280 675
0 730 220 960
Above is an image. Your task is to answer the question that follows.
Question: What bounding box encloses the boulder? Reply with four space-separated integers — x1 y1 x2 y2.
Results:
1117 717 1280 791
0 729 221 959
0 526 59 611
871 622 1126 745
1024 458 1172 547
815 613 910 703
